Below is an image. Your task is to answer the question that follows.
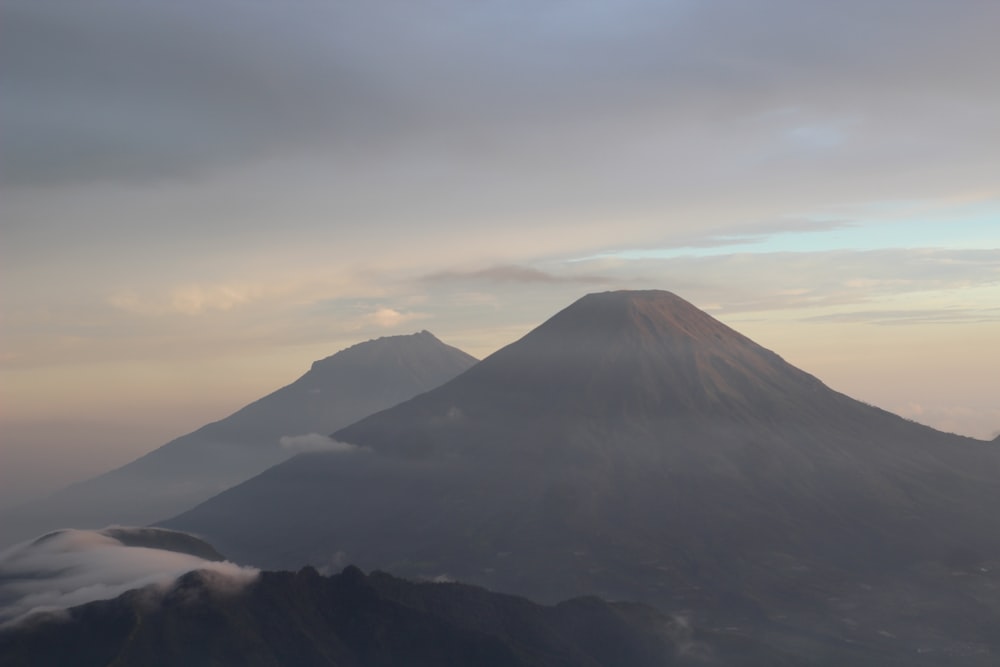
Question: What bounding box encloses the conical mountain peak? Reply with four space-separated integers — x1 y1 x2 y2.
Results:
520 289 768 354
440 289 828 424
539 289 732 340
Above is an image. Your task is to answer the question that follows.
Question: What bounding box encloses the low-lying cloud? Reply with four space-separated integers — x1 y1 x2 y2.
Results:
0 527 257 626
365 307 429 329
279 433 363 454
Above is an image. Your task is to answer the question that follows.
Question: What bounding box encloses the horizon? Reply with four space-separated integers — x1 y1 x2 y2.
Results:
2 0 998 509
2 289 996 511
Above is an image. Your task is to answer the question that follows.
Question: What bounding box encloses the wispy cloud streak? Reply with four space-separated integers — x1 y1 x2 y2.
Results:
422 265 613 285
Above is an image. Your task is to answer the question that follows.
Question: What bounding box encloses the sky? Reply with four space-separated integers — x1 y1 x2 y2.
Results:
1 0 998 508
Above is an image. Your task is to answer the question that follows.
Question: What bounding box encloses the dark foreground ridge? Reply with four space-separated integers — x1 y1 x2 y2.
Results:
162 290 1000 664
0 332 476 546
0 566 704 667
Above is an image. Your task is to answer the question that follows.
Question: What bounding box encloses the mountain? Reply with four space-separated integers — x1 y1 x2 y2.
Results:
82 526 225 561
162 291 1000 663
0 565 708 667
0 332 476 547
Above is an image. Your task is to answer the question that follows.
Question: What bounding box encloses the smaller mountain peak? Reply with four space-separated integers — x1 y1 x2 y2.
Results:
338 565 371 590
371 330 440 343
309 331 457 371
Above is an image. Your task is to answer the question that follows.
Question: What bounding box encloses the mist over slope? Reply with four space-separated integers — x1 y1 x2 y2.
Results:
163 290 1000 663
0 332 476 547
0 527 254 626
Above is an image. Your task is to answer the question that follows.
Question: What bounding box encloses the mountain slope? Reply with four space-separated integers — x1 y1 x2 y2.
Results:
0 566 697 667
163 291 1000 662
0 332 475 546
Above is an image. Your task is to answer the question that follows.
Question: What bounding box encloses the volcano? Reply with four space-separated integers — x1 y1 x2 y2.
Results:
163 291 1000 662
0 332 476 546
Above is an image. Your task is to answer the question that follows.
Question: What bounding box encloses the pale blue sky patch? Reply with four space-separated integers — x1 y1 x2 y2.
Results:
567 201 999 262
784 124 849 150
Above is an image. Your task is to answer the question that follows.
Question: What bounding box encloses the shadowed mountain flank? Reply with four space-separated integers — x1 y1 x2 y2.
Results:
163 291 1000 663
94 526 225 561
0 332 476 546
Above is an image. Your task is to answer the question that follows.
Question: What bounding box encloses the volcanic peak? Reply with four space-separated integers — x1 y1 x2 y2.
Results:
310 330 463 371
447 289 828 423
542 289 741 341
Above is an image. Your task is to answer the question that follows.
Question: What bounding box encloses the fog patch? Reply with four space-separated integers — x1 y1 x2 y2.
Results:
279 433 363 454
0 528 257 626
316 550 349 576
664 613 714 662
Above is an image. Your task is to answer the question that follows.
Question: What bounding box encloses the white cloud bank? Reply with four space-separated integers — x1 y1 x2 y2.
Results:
0 527 258 626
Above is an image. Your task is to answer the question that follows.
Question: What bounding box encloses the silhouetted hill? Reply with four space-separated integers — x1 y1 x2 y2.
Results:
0 332 475 546
0 566 698 667
80 526 225 561
163 291 1000 663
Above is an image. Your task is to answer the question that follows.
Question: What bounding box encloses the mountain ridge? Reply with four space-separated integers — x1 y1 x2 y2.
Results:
0 565 704 667
162 290 1000 663
334 291 966 459
0 332 476 547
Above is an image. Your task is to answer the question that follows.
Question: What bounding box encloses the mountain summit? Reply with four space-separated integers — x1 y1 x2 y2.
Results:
352 290 829 427
164 291 1000 662
0 332 476 546
329 290 922 462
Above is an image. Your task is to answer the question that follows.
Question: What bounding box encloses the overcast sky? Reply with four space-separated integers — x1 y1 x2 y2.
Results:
2 0 998 506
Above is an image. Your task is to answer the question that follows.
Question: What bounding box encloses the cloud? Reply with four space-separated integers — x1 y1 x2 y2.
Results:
0 2 385 186
803 307 1000 326
565 218 859 261
561 247 1000 318
894 404 1000 441
422 265 613 285
0 527 257 626
279 434 363 454
109 284 256 316
168 285 253 315
665 219 857 251
4 0 997 193
365 307 428 328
